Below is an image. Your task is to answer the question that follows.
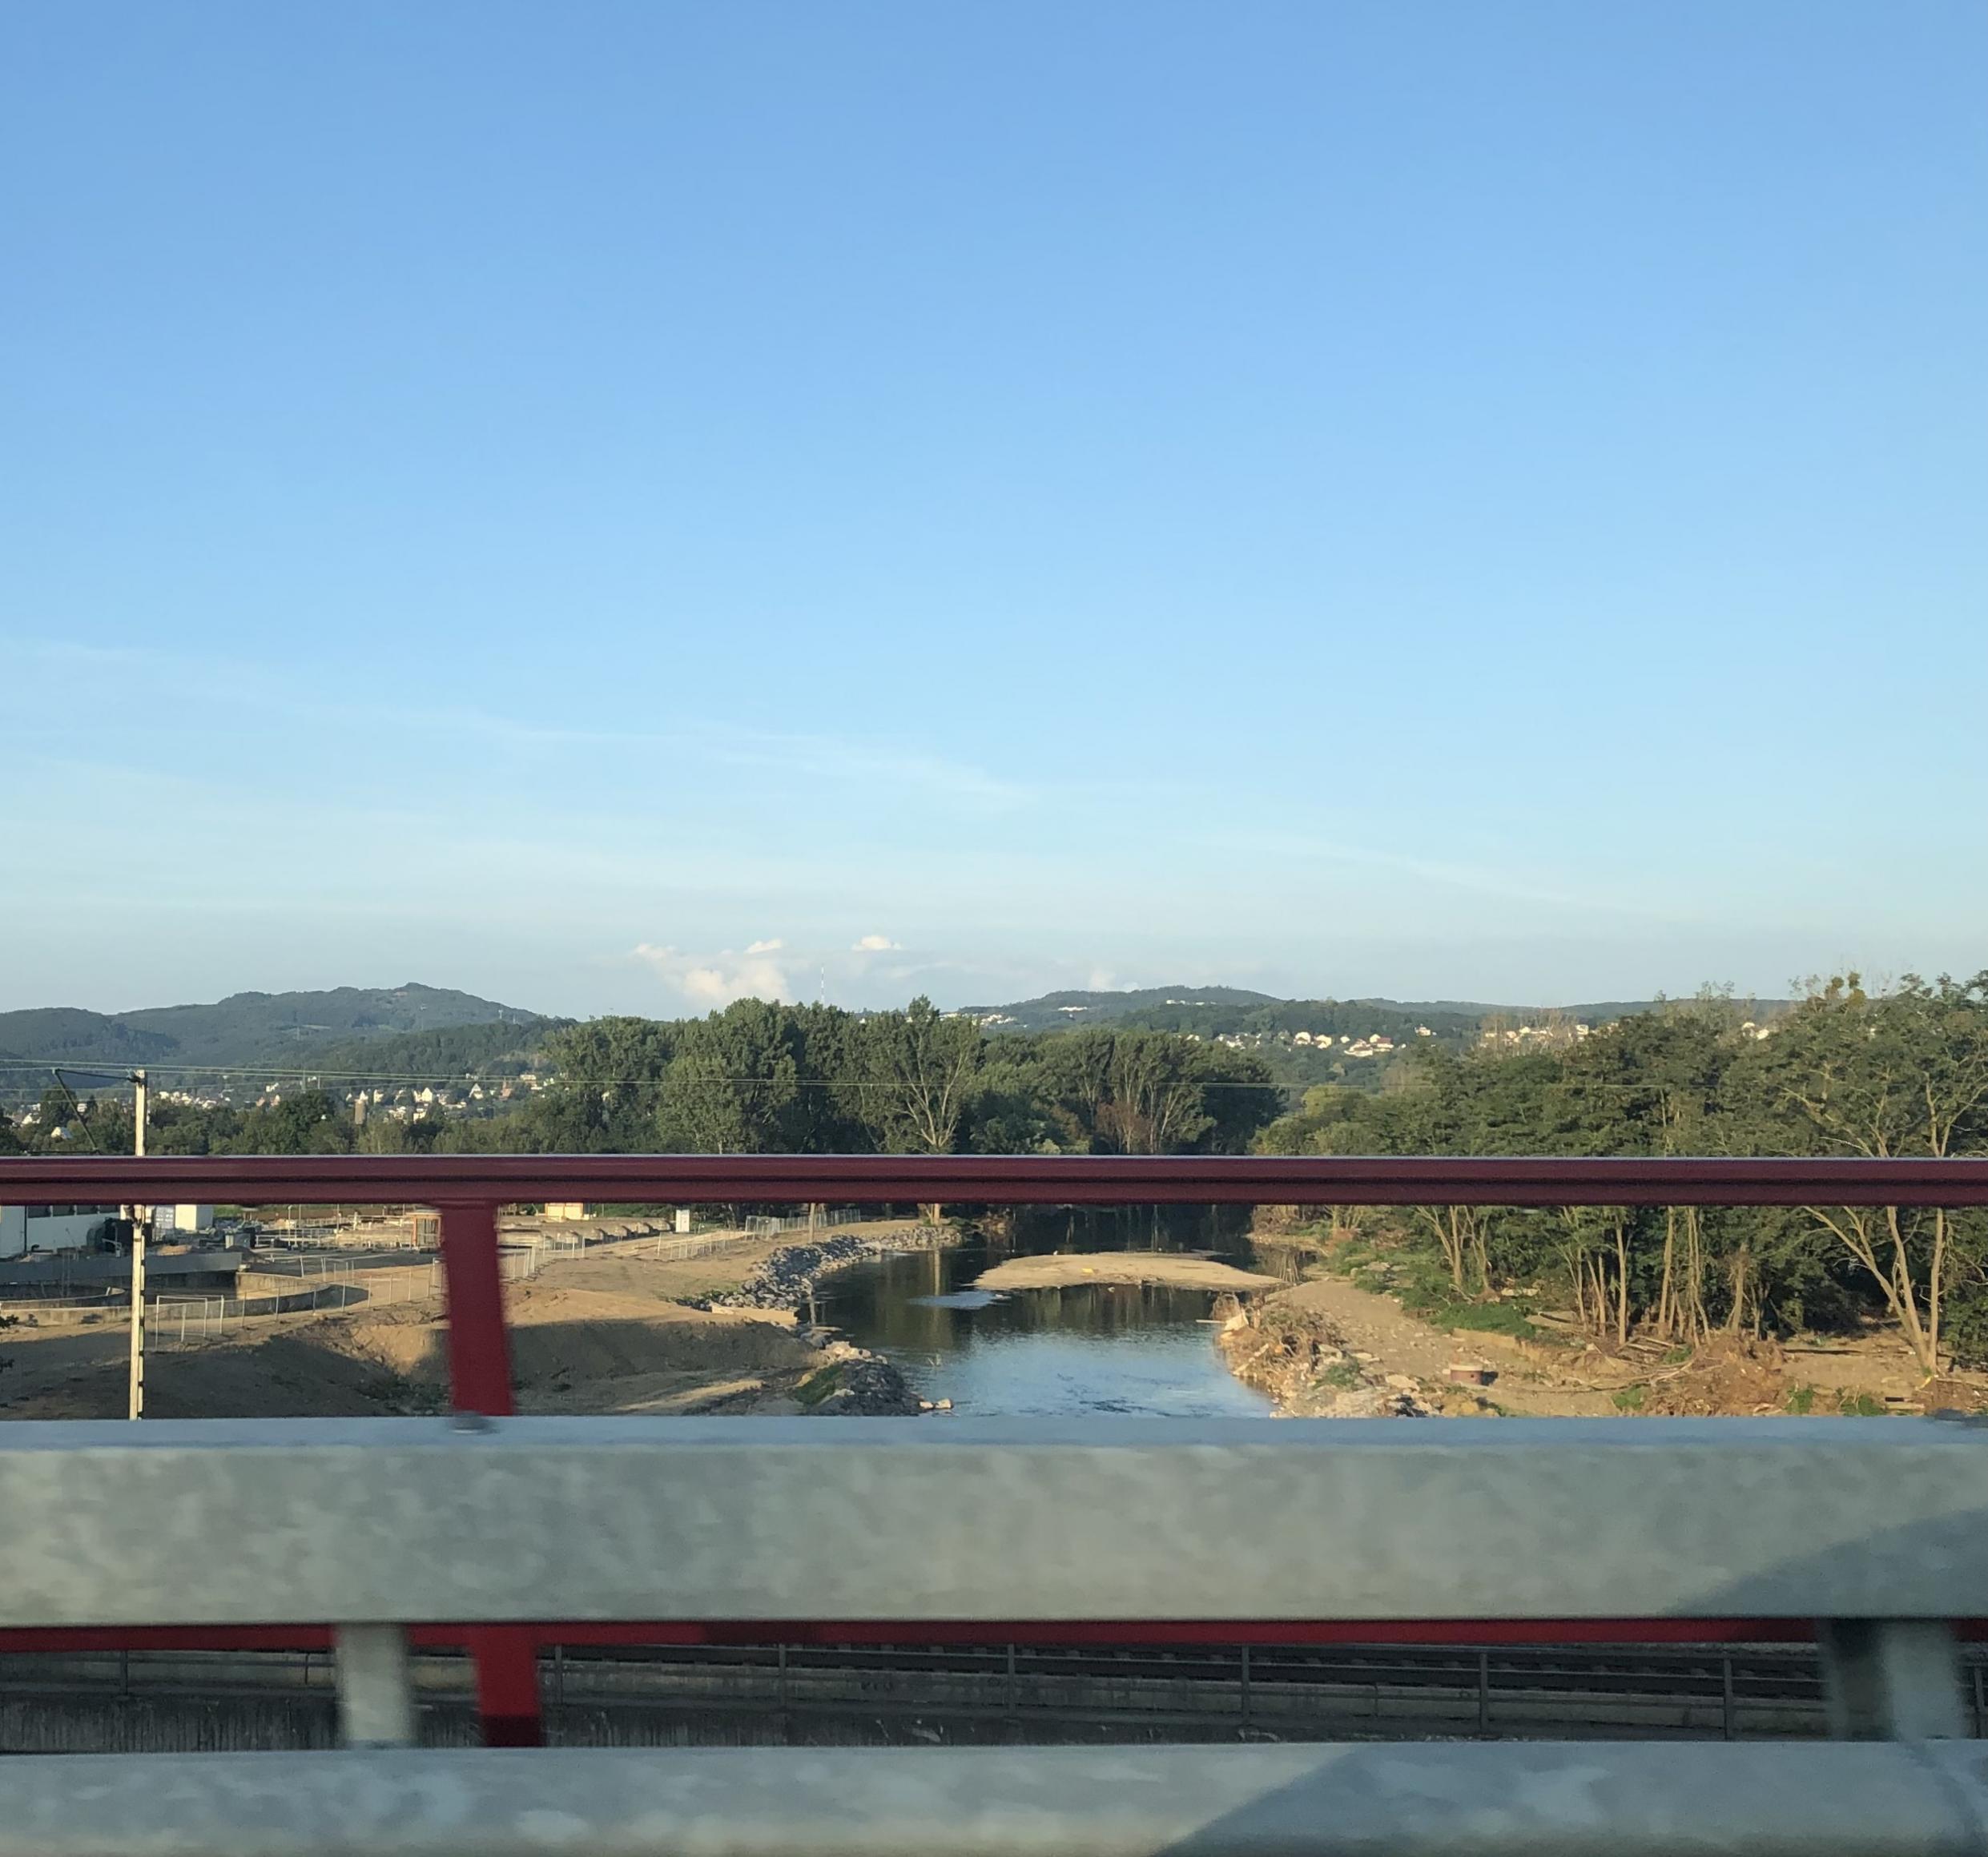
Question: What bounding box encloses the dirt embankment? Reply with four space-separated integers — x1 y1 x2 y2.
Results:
974 1254 1279 1294
0 1225 936 1421
1225 1242 1988 1419
1217 1289 1505 1418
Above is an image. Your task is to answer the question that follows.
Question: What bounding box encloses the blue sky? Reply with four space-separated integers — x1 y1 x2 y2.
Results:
4 1 1983 1018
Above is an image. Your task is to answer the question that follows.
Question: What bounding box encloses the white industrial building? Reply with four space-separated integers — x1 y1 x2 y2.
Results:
0 1203 120 1258
154 1204 216 1236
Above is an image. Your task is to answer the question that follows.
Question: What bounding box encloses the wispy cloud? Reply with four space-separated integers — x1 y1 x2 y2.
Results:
0 639 1031 813
1213 826 1697 923
355 703 1031 809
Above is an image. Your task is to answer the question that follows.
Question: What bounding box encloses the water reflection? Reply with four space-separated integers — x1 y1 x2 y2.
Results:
813 1207 1274 1417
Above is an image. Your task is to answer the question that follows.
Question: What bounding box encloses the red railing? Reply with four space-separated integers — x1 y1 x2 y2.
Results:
7 1152 1988 1207
5 1152 1986 1745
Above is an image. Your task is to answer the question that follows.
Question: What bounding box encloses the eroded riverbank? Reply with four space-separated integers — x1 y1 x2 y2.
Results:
0 1222 944 1421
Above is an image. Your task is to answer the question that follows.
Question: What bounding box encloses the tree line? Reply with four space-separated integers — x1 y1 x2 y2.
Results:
10 974 1984 1372
0 999 1281 1165
1255 975 1988 1373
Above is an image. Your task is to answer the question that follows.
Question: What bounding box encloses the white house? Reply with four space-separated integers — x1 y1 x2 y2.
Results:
0 1203 119 1259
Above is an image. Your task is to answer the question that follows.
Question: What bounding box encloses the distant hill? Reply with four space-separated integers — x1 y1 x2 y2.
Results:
961 986 1286 1032
298 1016 569 1084
960 985 1768 1037
956 984 1792 1091
0 983 541 1075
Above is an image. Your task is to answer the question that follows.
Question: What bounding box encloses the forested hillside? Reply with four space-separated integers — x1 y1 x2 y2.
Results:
296 1018 566 1085
0 984 533 1071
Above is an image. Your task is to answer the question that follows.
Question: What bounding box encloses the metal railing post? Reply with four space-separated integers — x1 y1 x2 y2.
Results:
437 1199 542 1750
335 1624 415 1747
1819 1620 1966 1740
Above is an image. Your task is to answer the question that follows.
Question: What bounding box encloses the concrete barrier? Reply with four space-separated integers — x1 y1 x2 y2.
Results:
2 1742 1988 1855
2 1417 1984 1627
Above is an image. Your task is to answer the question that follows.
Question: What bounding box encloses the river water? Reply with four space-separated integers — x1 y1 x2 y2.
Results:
813 1208 1278 1417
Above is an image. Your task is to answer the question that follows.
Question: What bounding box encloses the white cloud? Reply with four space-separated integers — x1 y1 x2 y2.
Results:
631 943 793 1007
745 938 785 954
851 934 901 952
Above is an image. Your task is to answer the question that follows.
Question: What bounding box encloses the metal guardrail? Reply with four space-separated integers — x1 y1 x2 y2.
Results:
2 1152 1986 1853
2 1417 1981 1627
3 1742 1988 1855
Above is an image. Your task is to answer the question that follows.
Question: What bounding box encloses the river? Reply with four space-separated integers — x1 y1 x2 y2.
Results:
814 1208 1279 1417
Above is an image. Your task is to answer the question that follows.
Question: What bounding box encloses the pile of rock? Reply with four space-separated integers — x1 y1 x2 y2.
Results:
1308 1383 1433 1419
794 1340 920 1416
875 1222 952 1252
691 1236 874 1312
686 1225 952 1315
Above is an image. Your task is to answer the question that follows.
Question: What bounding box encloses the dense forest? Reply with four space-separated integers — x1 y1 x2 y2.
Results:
1256 975 1988 1373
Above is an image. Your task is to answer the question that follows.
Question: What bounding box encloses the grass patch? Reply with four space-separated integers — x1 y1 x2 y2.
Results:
1783 1384 1817 1415
1324 1227 1547 1341
1836 1391 1887 1417
1611 1385 1646 1413
1436 1300 1540 1339
1385 1259 1541 1340
1333 1236 1383 1276
1318 1360 1363 1391
793 1363 845 1409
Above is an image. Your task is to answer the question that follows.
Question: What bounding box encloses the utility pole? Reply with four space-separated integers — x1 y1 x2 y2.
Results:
128 1068 147 1421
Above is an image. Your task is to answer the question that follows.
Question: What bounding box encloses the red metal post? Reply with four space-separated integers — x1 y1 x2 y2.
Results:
437 1200 517 1419
437 1200 543 1748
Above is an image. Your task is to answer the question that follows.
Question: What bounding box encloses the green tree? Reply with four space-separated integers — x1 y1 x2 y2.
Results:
655 1000 805 1154
236 1091 355 1156
1735 974 1988 1376
858 999 983 1154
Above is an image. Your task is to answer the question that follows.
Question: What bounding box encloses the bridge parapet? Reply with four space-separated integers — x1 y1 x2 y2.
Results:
2 1153 1986 1851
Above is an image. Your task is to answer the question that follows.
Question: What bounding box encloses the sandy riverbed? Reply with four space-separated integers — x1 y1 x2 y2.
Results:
973 1254 1280 1294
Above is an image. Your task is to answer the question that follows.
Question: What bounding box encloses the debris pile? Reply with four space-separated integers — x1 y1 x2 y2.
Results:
686 1226 952 1315
1216 1296 1449 1418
